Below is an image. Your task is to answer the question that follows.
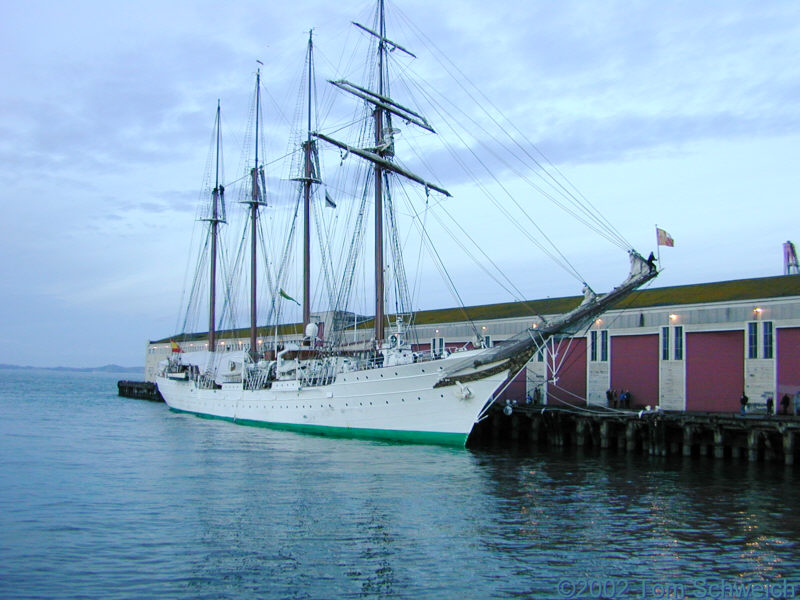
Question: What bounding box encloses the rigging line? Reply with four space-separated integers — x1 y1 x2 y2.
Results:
425 206 526 303
256 222 277 326
520 146 631 252
317 191 348 307
550 335 582 380
384 90 577 278
391 50 629 253
544 336 638 414
434 200 541 308
546 383 613 414
312 192 338 312
216 243 238 334
394 14 632 250
317 115 371 138
408 189 430 313
219 219 250 336
440 136 583 280
179 234 211 335
329 180 371 347
384 179 412 318
264 194 300 327
402 70 629 254
404 195 482 342
393 75 588 281
325 179 367 332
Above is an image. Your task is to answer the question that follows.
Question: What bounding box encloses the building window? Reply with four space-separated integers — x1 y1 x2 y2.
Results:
661 327 670 361
590 331 598 362
484 335 492 348
674 326 683 360
431 337 444 357
600 330 609 362
747 322 758 359
763 321 773 359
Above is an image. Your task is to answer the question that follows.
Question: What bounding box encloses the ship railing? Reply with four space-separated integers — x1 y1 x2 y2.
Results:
298 362 338 387
244 369 272 390
196 373 220 389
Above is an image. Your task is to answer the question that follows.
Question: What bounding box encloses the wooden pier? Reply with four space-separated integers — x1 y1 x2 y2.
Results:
117 380 163 402
470 404 800 465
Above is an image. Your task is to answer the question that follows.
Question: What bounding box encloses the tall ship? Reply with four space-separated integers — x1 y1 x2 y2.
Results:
155 1 658 446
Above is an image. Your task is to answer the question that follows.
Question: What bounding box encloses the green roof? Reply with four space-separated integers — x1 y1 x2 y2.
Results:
413 274 800 324
151 274 800 343
616 274 800 310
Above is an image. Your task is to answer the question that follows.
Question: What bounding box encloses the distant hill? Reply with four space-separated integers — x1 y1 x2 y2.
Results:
0 364 143 373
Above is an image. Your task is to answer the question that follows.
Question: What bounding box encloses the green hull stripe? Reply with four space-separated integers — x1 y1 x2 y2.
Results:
169 407 469 447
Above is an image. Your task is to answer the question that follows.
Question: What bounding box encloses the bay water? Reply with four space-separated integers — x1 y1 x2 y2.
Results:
1 368 799 599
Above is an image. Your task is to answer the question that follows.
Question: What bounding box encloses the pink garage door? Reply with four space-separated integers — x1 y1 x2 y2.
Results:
778 327 800 396
611 334 658 408
547 338 587 407
686 330 744 412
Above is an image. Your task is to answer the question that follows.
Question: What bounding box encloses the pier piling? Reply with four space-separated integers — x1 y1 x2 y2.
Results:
470 406 800 465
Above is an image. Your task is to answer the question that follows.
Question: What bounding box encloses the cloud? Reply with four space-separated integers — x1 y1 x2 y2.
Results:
2 0 800 367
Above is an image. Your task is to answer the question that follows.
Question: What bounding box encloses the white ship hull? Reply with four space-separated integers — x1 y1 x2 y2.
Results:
157 351 510 446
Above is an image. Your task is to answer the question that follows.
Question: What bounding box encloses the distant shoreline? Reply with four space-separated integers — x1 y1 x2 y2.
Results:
0 364 143 374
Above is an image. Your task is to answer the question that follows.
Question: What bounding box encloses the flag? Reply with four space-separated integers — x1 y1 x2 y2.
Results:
325 190 336 208
279 288 300 305
170 340 183 353
656 227 674 247
785 241 799 274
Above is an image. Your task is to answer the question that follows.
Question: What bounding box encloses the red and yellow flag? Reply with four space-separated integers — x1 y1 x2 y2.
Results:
656 227 674 247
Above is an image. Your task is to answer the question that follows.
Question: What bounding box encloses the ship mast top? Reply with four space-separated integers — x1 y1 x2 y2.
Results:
313 0 449 345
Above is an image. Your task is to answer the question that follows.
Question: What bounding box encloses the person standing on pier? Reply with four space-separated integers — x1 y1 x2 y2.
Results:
740 392 748 416
781 394 790 415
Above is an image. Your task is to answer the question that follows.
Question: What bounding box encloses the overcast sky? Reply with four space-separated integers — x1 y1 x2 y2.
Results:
2 0 799 368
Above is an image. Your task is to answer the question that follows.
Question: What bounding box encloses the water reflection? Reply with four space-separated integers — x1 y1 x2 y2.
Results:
466 444 800 592
3 370 799 600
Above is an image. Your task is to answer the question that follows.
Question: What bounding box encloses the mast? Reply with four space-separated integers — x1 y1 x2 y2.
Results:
208 100 224 353
374 0 387 344
312 0 449 345
303 31 314 330
248 67 263 360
